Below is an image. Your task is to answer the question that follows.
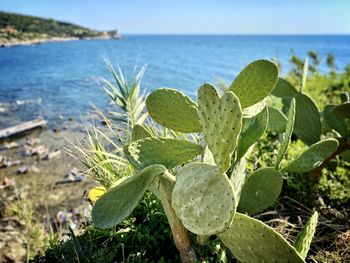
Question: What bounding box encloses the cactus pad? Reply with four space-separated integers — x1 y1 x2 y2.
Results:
283 138 339 173
203 146 216 165
333 102 350 119
275 99 296 170
131 124 152 141
267 106 288 133
323 105 347 137
294 211 318 260
197 83 242 172
272 78 298 98
230 157 247 202
218 213 304 263
294 93 321 145
242 100 266 118
237 168 283 215
236 106 268 162
146 88 201 133
124 138 202 170
92 165 166 228
172 163 236 235
229 60 279 108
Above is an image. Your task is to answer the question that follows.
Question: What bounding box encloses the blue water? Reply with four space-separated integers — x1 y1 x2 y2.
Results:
1 35 350 127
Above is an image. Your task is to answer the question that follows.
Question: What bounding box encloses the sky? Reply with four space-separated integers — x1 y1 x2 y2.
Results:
1 0 350 34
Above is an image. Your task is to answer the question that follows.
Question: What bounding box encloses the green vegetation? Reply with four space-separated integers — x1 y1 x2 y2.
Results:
36 53 349 262
0 11 117 44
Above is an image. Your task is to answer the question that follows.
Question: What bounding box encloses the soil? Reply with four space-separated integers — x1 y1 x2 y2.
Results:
0 121 97 262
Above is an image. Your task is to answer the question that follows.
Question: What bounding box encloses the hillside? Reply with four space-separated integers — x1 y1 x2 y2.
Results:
0 11 120 46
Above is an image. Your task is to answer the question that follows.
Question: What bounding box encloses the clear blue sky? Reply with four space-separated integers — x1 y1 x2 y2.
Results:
1 0 349 34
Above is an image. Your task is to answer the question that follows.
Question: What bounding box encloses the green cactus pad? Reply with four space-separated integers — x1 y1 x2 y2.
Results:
172 163 236 235
197 83 242 172
323 105 347 137
236 107 268 162
242 100 266 118
271 78 298 98
218 213 304 263
333 102 350 119
294 211 318 260
294 93 321 145
275 99 296 170
131 124 152 141
283 138 339 173
230 157 247 202
229 60 279 108
237 168 283 215
267 107 288 133
124 138 202 170
92 165 166 229
203 146 216 165
146 88 201 133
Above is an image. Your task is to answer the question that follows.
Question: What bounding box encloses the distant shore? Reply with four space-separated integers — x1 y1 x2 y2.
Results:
0 35 122 48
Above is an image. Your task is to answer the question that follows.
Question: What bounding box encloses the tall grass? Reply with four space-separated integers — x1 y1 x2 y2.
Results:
100 60 148 132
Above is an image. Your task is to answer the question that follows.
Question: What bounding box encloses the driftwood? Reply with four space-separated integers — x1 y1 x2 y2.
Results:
0 118 47 140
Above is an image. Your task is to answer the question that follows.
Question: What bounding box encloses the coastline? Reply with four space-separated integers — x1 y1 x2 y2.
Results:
0 35 122 48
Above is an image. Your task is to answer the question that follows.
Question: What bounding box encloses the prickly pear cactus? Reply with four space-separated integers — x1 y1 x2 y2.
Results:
124 137 202 170
218 213 304 263
333 102 350 119
229 60 279 108
267 106 287 133
275 98 296 170
294 211 318 260
229 157 247 202
236 106 268 162
283 138 339 173
92 164 166 228
242 100 266 118
323 105 347 137
203 146 215 165
294 93 321 145
197 83 242 172
131 124 152 141
271 78 298 98
237 168 283 215
146 88 201 133
172 163 236 235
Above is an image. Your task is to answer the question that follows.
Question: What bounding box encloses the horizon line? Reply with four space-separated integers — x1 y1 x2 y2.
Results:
121 33 350 36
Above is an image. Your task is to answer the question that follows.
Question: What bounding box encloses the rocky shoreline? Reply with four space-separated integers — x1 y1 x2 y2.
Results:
0 120 96 261
0 35 122 48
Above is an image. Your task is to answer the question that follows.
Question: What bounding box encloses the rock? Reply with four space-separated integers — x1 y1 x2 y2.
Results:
55 167 85 184
52 127 62 133
0 178 15 190
24 145 48 157
16 165 40 174
0 156 21 168
43 149 61 160
3 141 19 150
25 137 41 146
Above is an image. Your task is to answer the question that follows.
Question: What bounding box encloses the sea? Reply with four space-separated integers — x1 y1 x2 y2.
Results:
1 35 350 127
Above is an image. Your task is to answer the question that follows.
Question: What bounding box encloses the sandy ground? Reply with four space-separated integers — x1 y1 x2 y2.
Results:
0 121 99 262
